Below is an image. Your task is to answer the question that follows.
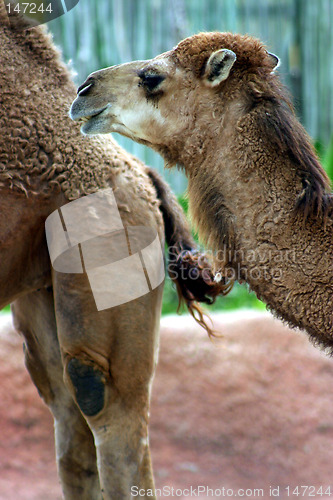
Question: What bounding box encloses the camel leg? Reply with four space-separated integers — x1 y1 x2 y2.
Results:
11 288 102 500
53 272 163 500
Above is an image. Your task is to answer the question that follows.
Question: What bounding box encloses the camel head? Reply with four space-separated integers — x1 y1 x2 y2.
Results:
70 32 280 167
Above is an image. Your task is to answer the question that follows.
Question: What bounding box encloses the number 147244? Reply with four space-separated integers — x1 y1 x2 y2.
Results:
285 486 332 497
6 3 53 14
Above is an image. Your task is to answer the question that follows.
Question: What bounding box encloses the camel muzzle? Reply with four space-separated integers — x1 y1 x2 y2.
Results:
69 98 108 122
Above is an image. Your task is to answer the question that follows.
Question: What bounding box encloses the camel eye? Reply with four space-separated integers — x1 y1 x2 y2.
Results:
138 71 165 93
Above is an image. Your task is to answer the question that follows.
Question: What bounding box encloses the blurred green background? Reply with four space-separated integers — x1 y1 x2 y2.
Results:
1 0 332 316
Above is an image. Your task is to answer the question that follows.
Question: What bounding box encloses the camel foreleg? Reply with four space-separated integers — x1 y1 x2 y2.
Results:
53 271 162 500
11 288 102 500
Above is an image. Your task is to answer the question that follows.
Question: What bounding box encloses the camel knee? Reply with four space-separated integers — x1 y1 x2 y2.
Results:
67 358 106 417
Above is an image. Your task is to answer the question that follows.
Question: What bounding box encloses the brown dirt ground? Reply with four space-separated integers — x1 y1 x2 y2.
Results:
1 311 333 500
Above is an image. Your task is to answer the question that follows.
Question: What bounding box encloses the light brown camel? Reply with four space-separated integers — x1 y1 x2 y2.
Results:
0 10 226 500
71 31 333 351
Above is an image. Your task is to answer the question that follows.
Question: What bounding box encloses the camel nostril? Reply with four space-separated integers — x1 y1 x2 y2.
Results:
77 78 95 96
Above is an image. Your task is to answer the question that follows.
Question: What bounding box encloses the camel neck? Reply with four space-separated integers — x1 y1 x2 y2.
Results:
186 115 333 342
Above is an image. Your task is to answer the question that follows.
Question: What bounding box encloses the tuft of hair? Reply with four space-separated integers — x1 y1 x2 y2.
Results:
171 31 274 78
257 89 332 221
169 246 233 338
147 167 233 337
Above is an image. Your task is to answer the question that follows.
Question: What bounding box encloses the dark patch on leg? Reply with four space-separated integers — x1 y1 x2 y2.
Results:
67 359 105 417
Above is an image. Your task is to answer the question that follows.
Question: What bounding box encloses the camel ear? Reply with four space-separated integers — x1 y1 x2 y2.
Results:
204 49 237 87
267 52 280 72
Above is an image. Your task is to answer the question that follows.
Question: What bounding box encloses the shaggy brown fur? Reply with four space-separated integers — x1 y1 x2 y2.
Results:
0 9 225 499
70 31 333 351
0 6 224 309
172 33 331 220
172 32 275 77
0 5 146 201
147 168 232 333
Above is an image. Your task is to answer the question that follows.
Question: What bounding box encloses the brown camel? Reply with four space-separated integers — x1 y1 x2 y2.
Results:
0 10 226 500
71 31 333 351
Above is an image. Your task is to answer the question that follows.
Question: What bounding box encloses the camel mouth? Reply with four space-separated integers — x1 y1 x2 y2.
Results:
75 107 108 124
70 104 110 135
